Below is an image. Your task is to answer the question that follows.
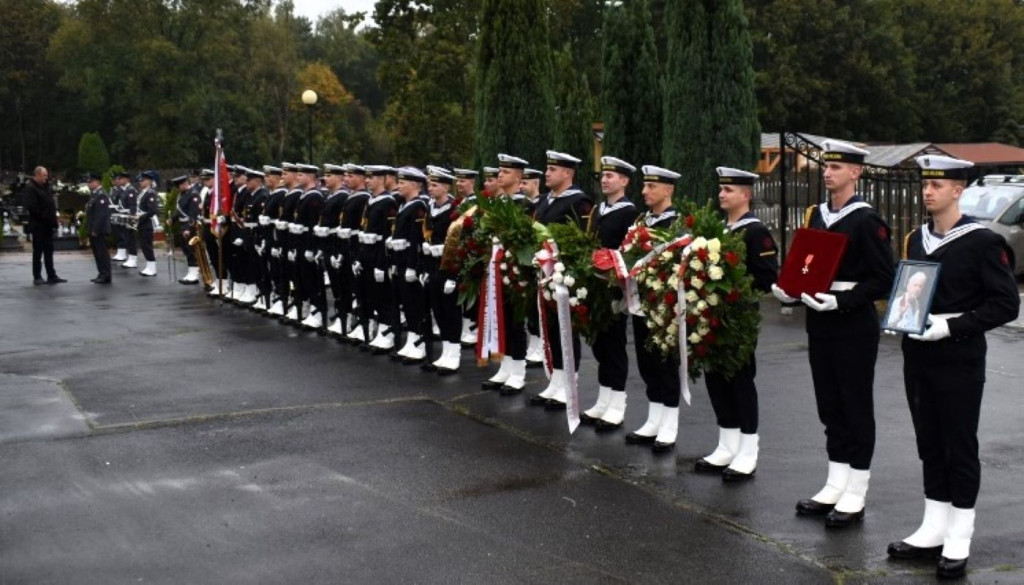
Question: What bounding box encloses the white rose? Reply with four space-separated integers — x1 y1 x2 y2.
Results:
661 250 673 260
552 273 564 284
707 293 719 306
623 244 633 252
698 326 710 336
708 238 721 253
577 287 588 299
690 258 703 271
691 277 704 290
652 313 663 326
685 290 699 303
708 266 724 281
696 300 708 311
554 262 565 273
691 236 708 250
569 297 579 307
563 275 576 288
708 252 720 264
500 262 508 271
543 291 552 301
519 281 528 287
667 323 678 335
503 276 510 285
650 279 663 291
688 332 702 344
667 275 679 289
690 305 702 316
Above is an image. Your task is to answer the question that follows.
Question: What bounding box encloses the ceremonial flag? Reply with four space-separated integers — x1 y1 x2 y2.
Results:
212 134 232 230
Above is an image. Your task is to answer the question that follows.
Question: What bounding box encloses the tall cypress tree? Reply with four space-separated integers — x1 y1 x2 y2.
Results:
600 0 662 201
552 44 595 189
663 0 759 204
474 0 555 168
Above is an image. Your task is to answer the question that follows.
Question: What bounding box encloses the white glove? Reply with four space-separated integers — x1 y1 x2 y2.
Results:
909 314 952 341
374 269 385 283
304 250 315 263
287 250 296 263
314 250 323 263
233 237 243 247
610 298 627 314
771 284 797 304
384 237 393 249
421 242 431 254
255 242 265 256
418 273 429 286
330 255 341 269
271 247 281 258
801 292 838 312
443 280 456 295
389 266 397 278
404 268 417 283
352 261 362 276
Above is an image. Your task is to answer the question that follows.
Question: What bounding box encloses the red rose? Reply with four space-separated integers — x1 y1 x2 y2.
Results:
647 291 659 303
724 251 740 267
695 344 708 357
686 315 698 326
685 215 696 228
463 216 475 230
658 271 669 281
726 289 741 303
704 331 716 344
592 249 617 271
697 248 708 261
664 291 677 306
709 316 721 329
641 241 653 251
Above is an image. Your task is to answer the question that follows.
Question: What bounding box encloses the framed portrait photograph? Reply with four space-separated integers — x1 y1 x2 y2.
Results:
882 260 942 335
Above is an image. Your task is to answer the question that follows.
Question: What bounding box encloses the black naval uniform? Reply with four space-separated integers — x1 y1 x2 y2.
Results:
263 185 288 305
424 196 458 347
804 196 895 471
320 188 348 324
633 209 682 407
391 195 429 347
358 192 398 339
201 186 223 282
340 189 371 331
121 183 139 257
902 218 1019 509
280 186 305 312
533 187 594 372
496 192 531 363
245 184 269 297
176 185 203 267
295 187 326 314
109 183 125 251
136 187 160 262
228 185 250 288
589 198 640 396
704 211 778 434
86 185 112 281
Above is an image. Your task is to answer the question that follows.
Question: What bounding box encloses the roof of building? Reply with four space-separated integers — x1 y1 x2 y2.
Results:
934 143 1024 165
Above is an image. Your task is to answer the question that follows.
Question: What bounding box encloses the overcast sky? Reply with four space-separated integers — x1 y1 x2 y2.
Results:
290 0 378 25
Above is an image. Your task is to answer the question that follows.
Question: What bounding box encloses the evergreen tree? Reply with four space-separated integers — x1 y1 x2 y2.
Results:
663 0 759 205
77 132 110 174
474 0 555 169
552 44 595 191
600 0 662 201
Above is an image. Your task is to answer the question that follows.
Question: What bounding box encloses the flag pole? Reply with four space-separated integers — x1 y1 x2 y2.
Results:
215 129 225 298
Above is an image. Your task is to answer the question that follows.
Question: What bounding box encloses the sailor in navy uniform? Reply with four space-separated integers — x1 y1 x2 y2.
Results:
110 172 128 262
580 156 640 430
530 150 594 409
84 172 112 284
422 167 460 374
772 140 896 527
453 168 481 345
118 172 140 269
886 155 1019 579
293 164 325 328
519 167 546 367
693 167 778 481
625 165 683 452
135 171 161 277
389 167 430 363
318 164 349 335
280 164 307 321
482 166 500 197
362 166 400 353
200 169 226 292
240 168 268 306
257 165 285 311
341 165 373 343
226 166 251 303
480 154 530 395
267 164 298 315
521 168 545 217
171 174 203 285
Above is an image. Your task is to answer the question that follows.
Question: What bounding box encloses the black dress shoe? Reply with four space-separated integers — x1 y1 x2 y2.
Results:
359 343 371 352
579 412 599 424
594 419 623 432
388 350 402 361
937 556 968 579
652 441 675 453
694 458 728 473
825 507 864 528
498 384 523 396
528 394 549 406
544 400 566 411
887 540 942 560
481 379 504 390
94 277 111 284
722 467 755 482
525 360 544 369
33 278 47 286
401 356 424 365
370 346 392 355
436 367 458 377
795 499 835 516
420 362 438 373
625 432 656 445
47 276 67 284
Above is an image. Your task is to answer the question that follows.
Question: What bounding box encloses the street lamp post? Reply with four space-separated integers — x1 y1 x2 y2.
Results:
301 89 318 162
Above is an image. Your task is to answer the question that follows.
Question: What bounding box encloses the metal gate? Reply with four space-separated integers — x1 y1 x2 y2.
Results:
755 132 924 260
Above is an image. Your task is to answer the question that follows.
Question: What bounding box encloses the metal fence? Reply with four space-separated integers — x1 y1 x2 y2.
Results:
754 132 924 260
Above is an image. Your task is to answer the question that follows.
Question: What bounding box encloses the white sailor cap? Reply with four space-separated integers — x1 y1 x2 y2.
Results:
171 174 189 185
546 150 581 168
523 168 544 180
600 156 636 176
716 166 758 186
200 168 215 179
641 165 681 185
295 163 319 175
323 163 346 175
821 139 869 164
343 163 367 175
453 168 479 179
497 153 528 169
915 154 974 180
281 162 298 172
263 165 283 176
482 166 500 178
365 165 395 177
427 167 456 185
397 166 427 183
245 168 266 179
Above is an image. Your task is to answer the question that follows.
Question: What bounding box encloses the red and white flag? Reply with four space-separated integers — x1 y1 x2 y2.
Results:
212 136 232 230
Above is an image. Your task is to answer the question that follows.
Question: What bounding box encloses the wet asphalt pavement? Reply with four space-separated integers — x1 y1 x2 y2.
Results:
2 249 1023 585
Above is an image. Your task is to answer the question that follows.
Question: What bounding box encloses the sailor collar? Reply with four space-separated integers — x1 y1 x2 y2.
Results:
599 199 635 216
645 208 677 226
369 192 394 207
430 198 452 216
727 211 761 232
398 198 426 213
819 195 872 229
548 187 583 200
300 188 322 199
921 216 986 255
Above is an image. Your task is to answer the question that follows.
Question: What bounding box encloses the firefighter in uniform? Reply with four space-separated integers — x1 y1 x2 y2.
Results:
580 156 639 430
772 140 895 528
885 155 1019 579
693 167 778 480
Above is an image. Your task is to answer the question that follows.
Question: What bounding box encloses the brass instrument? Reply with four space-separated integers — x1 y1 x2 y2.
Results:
189 221 215 287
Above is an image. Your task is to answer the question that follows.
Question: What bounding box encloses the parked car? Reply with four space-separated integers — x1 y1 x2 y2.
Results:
959 175 1024 276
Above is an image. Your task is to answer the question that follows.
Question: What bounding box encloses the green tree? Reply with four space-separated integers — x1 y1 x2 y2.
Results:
663 0 759 204
552 44 595 187
77 132 110 173
474 0 555 168
600 0 662 201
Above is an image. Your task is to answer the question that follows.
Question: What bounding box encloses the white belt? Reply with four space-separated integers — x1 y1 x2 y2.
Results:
337 228 352 239
430 244 444 257
933 312 964 319
289 224 308 234
243 222 257 228
258 215 271 226
390 239 410 251
830 281 857 292
314 227 331 238
359 233 383 244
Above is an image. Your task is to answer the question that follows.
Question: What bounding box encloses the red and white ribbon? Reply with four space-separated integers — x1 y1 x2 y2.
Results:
476 242 506 365
554 282 580 433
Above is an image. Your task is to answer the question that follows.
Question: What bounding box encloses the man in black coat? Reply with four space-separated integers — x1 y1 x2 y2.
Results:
21 166 66 285
84 172 112 284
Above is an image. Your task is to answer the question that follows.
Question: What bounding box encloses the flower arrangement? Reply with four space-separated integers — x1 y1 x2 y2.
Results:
534 222 613 344
447 206 488 308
